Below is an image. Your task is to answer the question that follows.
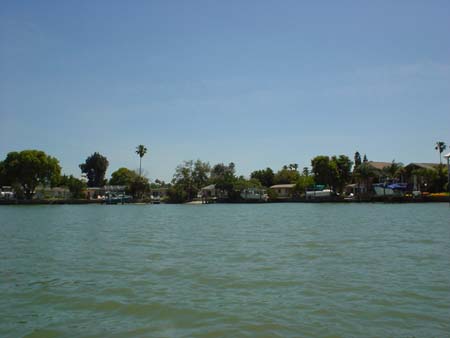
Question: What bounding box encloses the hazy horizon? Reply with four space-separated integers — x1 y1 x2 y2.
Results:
1 1 449 181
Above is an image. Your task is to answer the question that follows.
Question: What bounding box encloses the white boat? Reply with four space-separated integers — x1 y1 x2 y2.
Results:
373 183 407 196
305 189 334 199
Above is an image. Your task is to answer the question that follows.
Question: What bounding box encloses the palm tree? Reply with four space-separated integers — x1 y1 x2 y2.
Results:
382 160 403 181
435 141 447 165
135 145 148 177
354 162 375 198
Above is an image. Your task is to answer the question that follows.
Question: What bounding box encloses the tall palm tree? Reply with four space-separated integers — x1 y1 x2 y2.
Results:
135 145 148 177
435 141 447 165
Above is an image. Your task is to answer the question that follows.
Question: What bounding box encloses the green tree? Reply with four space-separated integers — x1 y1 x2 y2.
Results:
151 179 167 189
109 167 138 186
192 160 211 190
0 161 6 186
172 160 196 201
170 160 211 202
382 160 403 181
331 155 353 193
129 175 150 199
135 145 148 176
210 162 237 197
294 174 315 197
411 168 438 192
274 167 300 184
167 184 188 203
1 150 61 199
302 167 310 176
250 167 275 187
79 152 109 187
354 162 376 195
59 174 86 199
435 141 447 165
311 156 333 187
354 151 362 170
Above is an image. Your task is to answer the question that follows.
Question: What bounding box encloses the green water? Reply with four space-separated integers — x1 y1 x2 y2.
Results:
1 203 449 337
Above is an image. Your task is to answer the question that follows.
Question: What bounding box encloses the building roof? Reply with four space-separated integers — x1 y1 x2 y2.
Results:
405 162 440 171
270 184 296 189
366 161 392 171
201 184 216 190
104 185 127 191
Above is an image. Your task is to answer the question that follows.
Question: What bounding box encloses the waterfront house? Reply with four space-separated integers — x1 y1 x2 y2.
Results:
84 187 104 200
270 184 296 199
366 161 392 175
34 186 71 199
104 185 127 195
151 187 168 202
0 186 15 199
240 187 268 201
404 162 440 172
199 184 229 202
404 162 441 192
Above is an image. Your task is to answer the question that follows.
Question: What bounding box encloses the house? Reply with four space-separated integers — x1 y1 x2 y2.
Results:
84 187 104 200
366 161 392 174
240 187 268 201
104 185 127 192
404 162 441 192
0 186 14 199
199 184 228 202
34 186 71 199
270 184 296 199
404 162 440 172
200 184 217 198
150 187 168 202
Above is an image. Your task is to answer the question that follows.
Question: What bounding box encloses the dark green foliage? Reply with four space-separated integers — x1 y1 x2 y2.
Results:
294 175 315 196
109 167 138 186
79 152 109 187
129 176 150 199
435 141 447 164
354 151 362 169
412 165 447 193
167 184 188 203
353 162 376 193
311 155 353 192
274 167 300 184
311 156 333 187
302 167 310 176
168 160 211 202
150 179 167 189
332 155 353 193
192 160 211 191
210 162 236 197
381 160 403 180
136 145 148 176
0 161 5 186
1 150 61 199
58 174 86 199
267 188 279 201
250 168 275 187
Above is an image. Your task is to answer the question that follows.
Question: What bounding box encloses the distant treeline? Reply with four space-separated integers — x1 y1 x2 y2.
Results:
0 143 448 202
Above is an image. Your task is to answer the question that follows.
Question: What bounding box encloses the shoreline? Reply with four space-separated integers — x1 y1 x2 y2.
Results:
1 197 449 205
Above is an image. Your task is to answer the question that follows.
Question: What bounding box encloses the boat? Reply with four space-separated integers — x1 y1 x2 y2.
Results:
305 189 334 199
373 183 408 196
104 193 133 204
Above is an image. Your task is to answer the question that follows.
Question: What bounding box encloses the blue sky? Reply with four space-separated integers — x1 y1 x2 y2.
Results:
1 0 449 181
